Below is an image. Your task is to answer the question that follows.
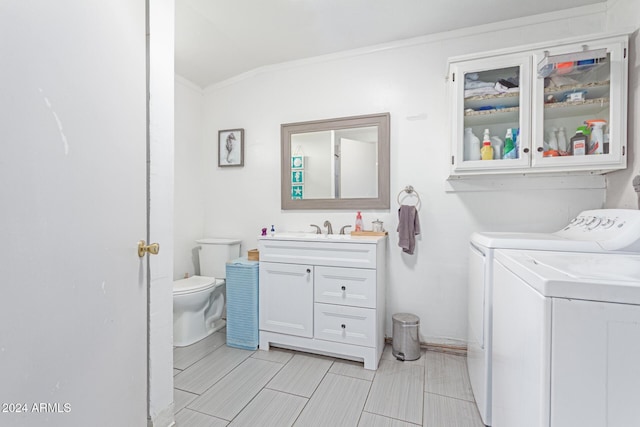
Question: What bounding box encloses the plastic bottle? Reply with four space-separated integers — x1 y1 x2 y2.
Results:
481 129 493 160
548 127 559 150
355 211 363 232
503 128 516 159
464 128 481 161
585 119 606 155
490 136 504 160
570 129 588 156
557 127 568 152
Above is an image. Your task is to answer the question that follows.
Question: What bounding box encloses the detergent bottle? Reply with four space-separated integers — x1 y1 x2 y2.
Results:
585 119 606 155
464 128 481 161
481 129 494 160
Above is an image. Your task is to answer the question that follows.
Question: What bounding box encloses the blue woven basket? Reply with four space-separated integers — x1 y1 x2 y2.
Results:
225 258 259 350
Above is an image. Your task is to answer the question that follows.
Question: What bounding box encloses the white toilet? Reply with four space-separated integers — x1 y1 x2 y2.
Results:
173 238 241 347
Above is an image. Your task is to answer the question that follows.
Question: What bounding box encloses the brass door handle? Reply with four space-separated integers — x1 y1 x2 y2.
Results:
138 240 160 257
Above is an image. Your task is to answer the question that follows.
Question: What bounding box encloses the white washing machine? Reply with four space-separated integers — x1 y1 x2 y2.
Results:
467 209 640 426
492 249 640 427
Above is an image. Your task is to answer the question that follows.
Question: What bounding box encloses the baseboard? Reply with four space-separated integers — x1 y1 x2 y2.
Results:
384 337 467 357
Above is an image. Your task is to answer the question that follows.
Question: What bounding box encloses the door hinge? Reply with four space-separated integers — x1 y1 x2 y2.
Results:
452 72 455 82
624 48 627 59
451 155 455 165
623 146 626 156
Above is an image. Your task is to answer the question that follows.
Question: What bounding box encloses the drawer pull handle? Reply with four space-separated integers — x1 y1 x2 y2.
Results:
341 324 346 329
341 286 346 291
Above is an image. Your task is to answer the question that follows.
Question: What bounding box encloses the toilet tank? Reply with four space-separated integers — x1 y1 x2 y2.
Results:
196 238 241 278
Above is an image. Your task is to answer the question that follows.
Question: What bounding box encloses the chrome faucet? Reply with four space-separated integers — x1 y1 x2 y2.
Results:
339 225 352 235
310 224 322 234
323 220 333 234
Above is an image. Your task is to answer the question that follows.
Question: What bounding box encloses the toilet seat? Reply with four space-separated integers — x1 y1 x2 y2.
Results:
173 276 223 296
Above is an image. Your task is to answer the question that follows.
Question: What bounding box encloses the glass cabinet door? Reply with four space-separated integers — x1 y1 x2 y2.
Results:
531 37 627 171
450 54 531 173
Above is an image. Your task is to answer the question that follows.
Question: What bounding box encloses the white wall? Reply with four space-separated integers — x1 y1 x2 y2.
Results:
174 5 636 346
174 77 206 277
605 0 640 208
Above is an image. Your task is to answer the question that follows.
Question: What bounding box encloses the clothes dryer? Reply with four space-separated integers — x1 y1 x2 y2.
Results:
492 249 640 427
467 208 640 425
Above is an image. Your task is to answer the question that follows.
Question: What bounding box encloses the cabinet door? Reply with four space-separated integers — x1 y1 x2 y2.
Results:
531 36 628 172
259 261 313 338
450 53 531 174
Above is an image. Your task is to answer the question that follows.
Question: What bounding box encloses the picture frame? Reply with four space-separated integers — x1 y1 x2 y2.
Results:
291 155 304 169
291 170 304 184
218 129 244 167
291 185 304 199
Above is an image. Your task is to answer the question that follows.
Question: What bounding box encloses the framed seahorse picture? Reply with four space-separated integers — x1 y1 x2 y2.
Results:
218 128 244 167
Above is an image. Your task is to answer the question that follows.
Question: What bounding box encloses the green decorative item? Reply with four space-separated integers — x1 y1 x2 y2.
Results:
291 170 304 184
291 156 304 169
291 185 304 199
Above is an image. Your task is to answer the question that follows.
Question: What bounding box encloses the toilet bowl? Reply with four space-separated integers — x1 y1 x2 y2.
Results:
172 238 241 347
173 276 226 347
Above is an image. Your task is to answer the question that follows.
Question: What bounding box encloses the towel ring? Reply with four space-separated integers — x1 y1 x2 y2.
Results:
397 185 421 210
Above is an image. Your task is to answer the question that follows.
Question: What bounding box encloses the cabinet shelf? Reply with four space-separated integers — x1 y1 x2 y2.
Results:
544 80 610 97
464 91 520 110
464 107 519 126
543 97 609 120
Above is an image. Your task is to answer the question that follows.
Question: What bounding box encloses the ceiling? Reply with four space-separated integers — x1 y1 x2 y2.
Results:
175 0 605 88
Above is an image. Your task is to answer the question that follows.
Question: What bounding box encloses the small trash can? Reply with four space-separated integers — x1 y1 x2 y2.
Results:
392 313 421 361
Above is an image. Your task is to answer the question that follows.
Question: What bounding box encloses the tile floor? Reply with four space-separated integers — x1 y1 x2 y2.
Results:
173 331 484 426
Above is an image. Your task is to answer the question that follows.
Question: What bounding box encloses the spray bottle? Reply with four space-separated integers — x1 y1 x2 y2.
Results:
585 119 606 155
503 128 516 159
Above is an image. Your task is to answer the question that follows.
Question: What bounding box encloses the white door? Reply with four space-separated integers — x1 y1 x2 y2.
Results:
0 2 148 426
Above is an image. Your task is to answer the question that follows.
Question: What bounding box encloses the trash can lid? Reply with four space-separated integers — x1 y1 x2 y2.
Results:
392 313 420 325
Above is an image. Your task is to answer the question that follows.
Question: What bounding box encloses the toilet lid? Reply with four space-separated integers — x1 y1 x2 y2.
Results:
173 276 223 295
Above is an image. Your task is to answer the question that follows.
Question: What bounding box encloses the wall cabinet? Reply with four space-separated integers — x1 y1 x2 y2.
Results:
258 235 387 370
448 33 628 177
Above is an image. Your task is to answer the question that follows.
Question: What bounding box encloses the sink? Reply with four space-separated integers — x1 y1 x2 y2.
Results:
265 232 354 241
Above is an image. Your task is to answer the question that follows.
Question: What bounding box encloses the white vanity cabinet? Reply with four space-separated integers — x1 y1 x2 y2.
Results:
258 235 387 370
449 33 628 177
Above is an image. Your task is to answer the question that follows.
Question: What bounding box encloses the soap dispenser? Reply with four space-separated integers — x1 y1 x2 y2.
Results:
355 212 363 232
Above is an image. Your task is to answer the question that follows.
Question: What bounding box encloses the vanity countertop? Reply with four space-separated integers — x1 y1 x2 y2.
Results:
259 232 386 243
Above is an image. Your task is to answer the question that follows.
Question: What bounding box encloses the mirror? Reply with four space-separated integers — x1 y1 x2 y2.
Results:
281 113 390 210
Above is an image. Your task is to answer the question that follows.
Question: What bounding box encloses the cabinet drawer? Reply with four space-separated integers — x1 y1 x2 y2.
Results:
259 239 377 269
315 266 376 308
314 303 376 347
